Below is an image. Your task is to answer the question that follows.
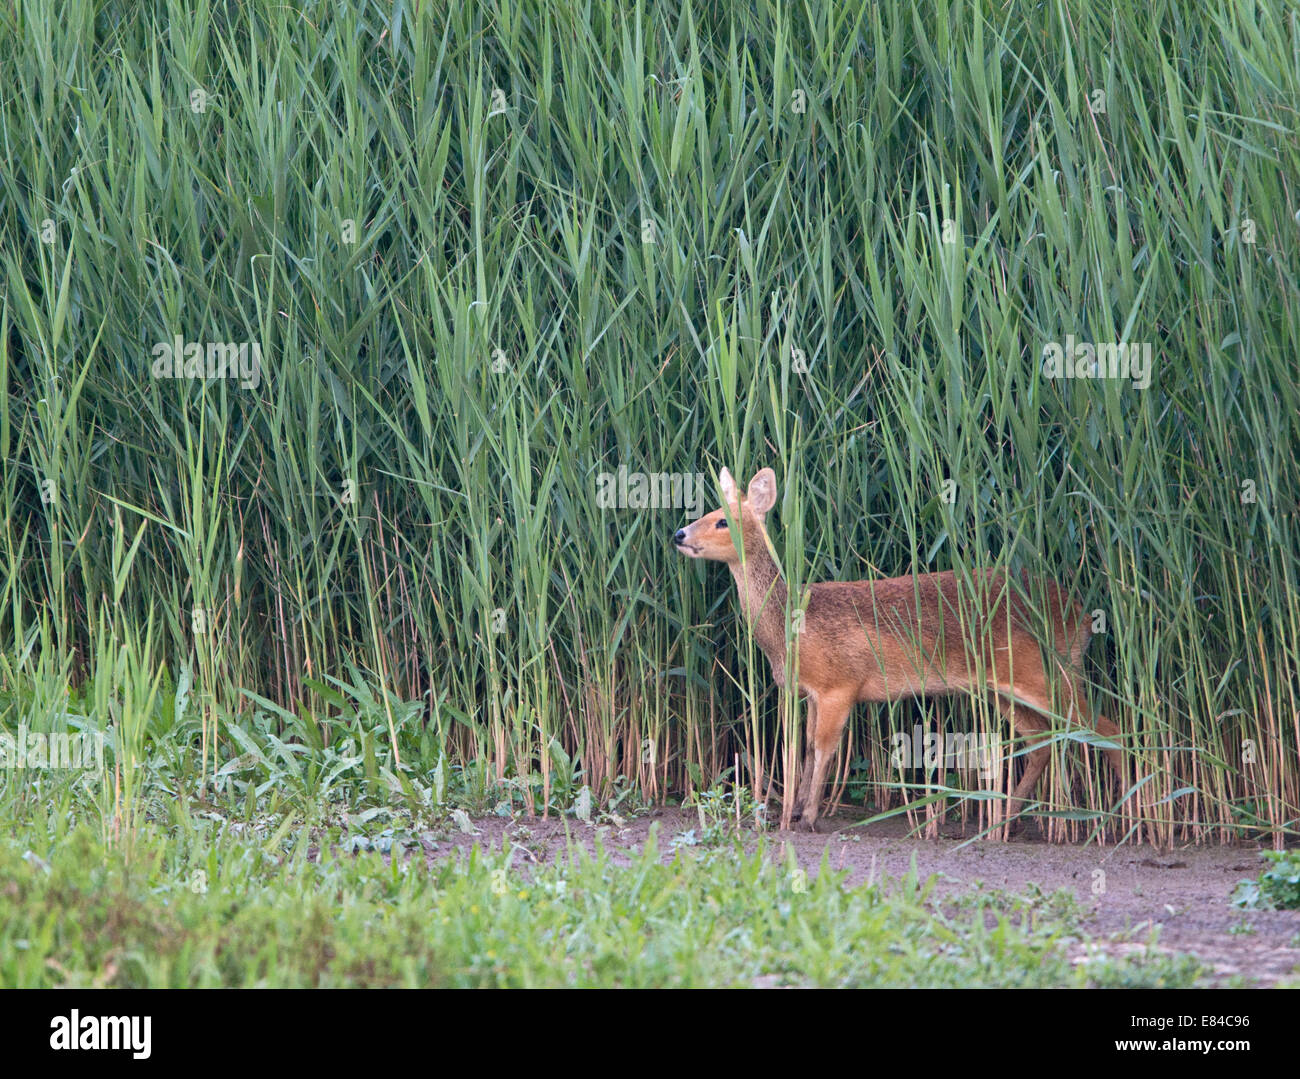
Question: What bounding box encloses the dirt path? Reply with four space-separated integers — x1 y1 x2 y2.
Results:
421 808 1300 986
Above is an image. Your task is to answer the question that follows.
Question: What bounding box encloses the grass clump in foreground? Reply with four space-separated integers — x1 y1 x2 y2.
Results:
1233 850 1300 912
1 823 1201 988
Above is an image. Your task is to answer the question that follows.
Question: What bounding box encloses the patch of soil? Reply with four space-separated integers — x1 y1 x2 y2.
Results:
420 808 1300 987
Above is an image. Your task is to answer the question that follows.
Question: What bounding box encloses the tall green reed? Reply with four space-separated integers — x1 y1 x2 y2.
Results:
1 0 1295 843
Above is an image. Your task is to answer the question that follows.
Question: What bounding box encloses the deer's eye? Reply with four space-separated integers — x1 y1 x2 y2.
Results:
715 519 729 529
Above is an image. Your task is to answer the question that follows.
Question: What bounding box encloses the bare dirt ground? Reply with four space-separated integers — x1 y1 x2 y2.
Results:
421 808 1300 986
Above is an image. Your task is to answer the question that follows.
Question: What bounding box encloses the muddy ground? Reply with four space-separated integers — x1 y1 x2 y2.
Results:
419 808 1300 987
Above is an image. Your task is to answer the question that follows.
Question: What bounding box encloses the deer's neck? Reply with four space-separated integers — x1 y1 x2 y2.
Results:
728 528 790 666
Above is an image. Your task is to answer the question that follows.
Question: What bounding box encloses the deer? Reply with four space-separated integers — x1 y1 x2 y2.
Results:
673 466 1129 834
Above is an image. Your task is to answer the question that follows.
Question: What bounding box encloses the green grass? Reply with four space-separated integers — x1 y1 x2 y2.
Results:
1233 849 1300 911
1 821 1204 988
0 0 1297 858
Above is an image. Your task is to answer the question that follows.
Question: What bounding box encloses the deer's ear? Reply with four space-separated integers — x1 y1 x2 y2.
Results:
747 468 777 515
718 467 738 502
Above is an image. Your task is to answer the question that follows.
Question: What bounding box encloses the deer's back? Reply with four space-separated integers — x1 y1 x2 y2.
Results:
795 568 1089 702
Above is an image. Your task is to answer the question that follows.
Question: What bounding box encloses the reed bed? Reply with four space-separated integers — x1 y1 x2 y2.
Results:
1 0 1297 844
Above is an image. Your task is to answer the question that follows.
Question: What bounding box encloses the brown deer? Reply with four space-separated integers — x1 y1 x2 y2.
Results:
673 466 1128 833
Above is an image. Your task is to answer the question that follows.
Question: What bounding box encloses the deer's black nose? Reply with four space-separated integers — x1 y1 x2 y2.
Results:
673 529 686 545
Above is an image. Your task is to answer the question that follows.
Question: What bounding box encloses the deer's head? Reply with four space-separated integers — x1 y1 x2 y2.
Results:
673 467 777 564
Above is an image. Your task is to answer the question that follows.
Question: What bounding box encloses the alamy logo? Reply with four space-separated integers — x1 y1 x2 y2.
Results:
890 724 999 781
1041 336 1152 389
596 465 707 516
0 725 104 769
151 335 262 389
49 1011 151 1059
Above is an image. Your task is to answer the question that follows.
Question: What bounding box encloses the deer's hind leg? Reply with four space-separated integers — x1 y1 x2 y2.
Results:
1051 669 1137 834
990 692 1052 831
1061 676 1126 793
993 659 1112 833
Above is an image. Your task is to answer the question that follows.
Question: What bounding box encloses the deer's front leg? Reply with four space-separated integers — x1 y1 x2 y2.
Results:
794 690 854 832
790 694 818 823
